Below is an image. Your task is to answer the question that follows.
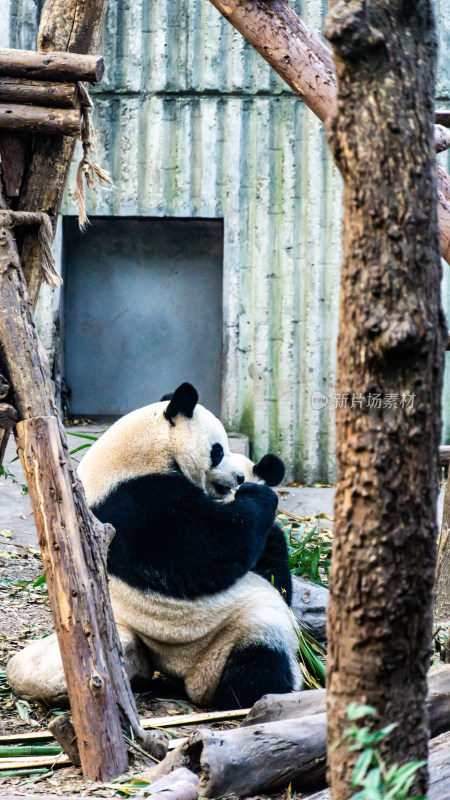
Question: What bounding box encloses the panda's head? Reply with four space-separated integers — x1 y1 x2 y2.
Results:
78 383 245 506
162 383 245 499
230 452 285 486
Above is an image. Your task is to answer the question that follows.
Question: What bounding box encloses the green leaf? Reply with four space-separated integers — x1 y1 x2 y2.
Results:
69 443 94 455
347 703 377 721
66 432 100 441
32 574 46 588
352 748 374 786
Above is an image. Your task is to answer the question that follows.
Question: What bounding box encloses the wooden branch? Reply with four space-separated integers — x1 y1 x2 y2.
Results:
206 0 450 266
436 110 450 127
0 709 250 746
0 48 104 83
438 165 450 266
435 125 450 153
0 103 80 136
241 688 326 727
0 78 77 108
0 769 199 800
440 446 450 466
48 715 81 767
0 133 27 196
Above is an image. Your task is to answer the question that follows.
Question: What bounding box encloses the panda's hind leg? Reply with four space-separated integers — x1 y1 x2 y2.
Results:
212 643 295 710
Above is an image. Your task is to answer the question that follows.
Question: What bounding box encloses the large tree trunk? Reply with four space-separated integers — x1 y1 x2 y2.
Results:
206 0 450 267
322 2 446 798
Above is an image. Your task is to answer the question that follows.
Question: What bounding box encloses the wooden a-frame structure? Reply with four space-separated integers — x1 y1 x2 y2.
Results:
0 0 162 782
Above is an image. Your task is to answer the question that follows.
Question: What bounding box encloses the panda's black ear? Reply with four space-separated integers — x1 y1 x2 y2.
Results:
253 454 285 486
164 383 199 423
160 393 174 401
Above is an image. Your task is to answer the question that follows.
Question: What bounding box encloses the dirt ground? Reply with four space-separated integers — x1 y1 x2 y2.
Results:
0 539 249 796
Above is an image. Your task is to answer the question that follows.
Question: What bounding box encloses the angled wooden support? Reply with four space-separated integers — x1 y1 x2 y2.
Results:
206 0 450 266
0 201 139 780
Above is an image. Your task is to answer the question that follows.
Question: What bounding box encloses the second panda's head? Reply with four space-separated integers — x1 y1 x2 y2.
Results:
230 452 286 487
78 383 245 506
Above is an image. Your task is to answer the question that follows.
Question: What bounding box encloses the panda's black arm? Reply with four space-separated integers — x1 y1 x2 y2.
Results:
253 523 293 606
96 473 278 599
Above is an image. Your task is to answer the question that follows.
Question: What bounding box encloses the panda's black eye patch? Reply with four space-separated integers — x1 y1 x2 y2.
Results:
211 443 224 468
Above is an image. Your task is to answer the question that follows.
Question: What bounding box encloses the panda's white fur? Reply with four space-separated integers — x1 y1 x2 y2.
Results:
7 384 301 708
78 400 242 506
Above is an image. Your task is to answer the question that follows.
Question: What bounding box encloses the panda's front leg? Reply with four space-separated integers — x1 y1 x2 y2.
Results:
252 523 293 606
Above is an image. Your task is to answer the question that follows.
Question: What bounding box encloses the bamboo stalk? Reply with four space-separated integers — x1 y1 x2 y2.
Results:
0 708 250 746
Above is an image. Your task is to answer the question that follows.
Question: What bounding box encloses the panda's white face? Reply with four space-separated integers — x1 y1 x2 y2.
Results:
78 383 245 506
168 401 245 500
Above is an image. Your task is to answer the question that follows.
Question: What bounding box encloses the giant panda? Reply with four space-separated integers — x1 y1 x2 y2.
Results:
7 383 301 710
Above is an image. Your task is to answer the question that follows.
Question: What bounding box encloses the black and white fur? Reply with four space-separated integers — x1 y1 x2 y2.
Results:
7 384 301 709
230 452 292 606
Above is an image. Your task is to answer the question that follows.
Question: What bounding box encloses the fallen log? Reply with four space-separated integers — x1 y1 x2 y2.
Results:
143 665 450 797
0 48 104 83
141 714 327 795
242 664 450 737
242 688 326 727
0 769 199 800
0 78 77 108
0 103 80 135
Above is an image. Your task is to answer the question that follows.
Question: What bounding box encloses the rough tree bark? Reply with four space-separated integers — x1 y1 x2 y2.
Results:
206 0 450 266
322 2 446 798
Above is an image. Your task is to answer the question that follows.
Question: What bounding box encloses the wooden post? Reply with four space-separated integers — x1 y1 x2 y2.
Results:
16 415 128 779
205 0 450 267
0 206 142 779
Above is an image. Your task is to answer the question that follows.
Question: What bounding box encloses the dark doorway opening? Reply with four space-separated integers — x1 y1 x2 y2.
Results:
63 216 224 418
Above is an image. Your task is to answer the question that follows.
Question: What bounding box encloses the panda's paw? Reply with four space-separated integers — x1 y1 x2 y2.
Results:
236 482 278 515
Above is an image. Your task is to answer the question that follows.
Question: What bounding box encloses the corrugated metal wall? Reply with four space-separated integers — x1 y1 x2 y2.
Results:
6 0 450 481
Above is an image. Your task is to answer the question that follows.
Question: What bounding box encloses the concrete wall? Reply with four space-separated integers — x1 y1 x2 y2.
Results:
7 0 450 481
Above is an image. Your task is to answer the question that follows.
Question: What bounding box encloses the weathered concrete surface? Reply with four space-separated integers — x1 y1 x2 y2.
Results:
1 425 445 551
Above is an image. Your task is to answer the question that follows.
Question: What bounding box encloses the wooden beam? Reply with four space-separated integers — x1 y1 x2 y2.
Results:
0 103 80 135
0 48 104 83
206 0 450 267
0 78 78 108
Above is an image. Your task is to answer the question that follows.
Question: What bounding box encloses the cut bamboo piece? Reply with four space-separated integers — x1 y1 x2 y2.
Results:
0 77 78 108
0 739 186 771
0 709 249 746
0 49 104 83
0 103 80 135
